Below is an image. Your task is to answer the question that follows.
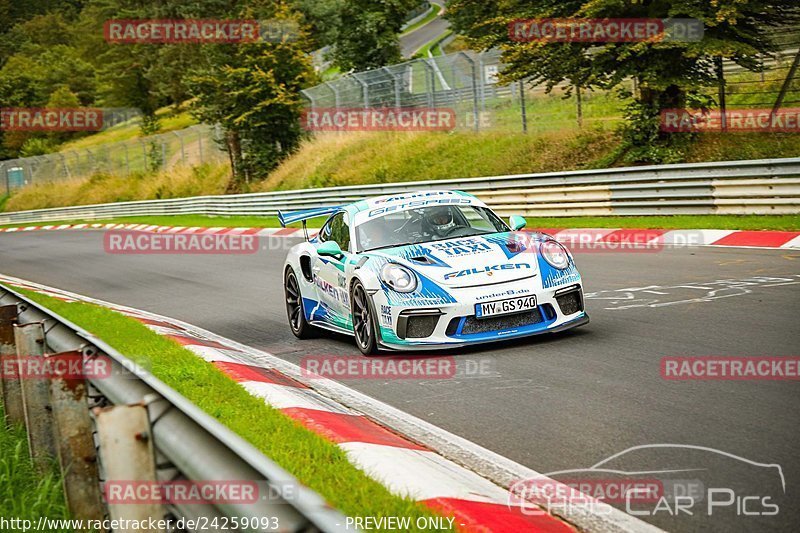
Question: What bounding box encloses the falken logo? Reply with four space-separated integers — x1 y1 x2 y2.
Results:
443 263 531 280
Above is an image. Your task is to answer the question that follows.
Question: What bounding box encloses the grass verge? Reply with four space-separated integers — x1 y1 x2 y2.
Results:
527 215 800 231
8 287 446 532
2 214 798 231
0 405 70 531
401 3 441 36
4 163 231 213
0 215 287 230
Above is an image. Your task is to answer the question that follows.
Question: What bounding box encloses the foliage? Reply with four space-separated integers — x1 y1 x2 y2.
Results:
187 6 315 191
446 0 800 162
331 0 419 71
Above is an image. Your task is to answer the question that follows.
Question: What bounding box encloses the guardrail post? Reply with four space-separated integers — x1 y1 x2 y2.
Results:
48 349 105 521
0 304 24 424
95 403 166 531
14 322 58 471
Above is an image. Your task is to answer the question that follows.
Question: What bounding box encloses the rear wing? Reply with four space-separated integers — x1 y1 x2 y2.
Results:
278 206 344 240
277 206 344 227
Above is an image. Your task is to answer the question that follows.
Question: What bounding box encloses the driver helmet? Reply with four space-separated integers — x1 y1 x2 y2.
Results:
425 206 456 234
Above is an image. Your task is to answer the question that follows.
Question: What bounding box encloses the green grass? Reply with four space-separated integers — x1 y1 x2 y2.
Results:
0 405 70 531
401 3 441 36
321 64 341 81
259 129 618 190
0 215 286 230
415 29 453 58
8 287 449 532
3 214 797 231
527 215 800 231
56 106 197 153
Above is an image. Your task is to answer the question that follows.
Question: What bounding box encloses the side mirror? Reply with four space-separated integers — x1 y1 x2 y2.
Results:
509 215 527 231
318 240 344 258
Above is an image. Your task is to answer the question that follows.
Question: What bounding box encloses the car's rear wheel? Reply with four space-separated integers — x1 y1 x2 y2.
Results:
285 268 315 339
351 281 378 355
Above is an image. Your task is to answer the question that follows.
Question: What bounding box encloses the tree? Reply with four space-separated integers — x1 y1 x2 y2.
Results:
447 0 800 163
332 0 419 71
188 15 315 191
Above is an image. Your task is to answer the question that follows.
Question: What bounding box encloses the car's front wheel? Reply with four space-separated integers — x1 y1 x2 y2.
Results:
351 280 379 355
285 268 315 339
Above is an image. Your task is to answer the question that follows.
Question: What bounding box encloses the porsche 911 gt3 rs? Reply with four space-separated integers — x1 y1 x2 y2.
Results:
280 190 588 354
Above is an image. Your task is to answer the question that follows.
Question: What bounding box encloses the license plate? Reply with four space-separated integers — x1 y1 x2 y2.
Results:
475 295 537 319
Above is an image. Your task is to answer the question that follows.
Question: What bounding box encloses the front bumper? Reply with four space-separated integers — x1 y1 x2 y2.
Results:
374 283 588 351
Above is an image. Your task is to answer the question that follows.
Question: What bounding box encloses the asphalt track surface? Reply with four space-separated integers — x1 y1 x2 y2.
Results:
400 0 450 58
1 230 798 533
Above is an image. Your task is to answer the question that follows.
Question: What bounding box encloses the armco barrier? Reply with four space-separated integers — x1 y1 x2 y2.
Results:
0 284 351 533
1 157 798 225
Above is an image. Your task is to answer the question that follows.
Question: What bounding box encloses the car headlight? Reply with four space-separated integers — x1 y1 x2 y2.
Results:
380 263 417 293
540 240 571 270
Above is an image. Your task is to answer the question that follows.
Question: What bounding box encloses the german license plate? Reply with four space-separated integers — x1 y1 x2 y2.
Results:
475 295 537 319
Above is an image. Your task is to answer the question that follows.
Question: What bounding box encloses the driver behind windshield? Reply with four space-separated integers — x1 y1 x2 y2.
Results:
422 206 462 238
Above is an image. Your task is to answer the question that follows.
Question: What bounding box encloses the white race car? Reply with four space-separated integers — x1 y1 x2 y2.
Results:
280 190 588 354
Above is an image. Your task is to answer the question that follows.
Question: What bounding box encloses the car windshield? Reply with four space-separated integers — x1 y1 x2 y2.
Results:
356 204 509 252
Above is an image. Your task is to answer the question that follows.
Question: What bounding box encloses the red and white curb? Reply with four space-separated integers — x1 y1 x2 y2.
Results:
0 273 661 533
1 222 798 249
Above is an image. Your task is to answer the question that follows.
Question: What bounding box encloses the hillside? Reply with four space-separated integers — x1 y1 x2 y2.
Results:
5 127 800 213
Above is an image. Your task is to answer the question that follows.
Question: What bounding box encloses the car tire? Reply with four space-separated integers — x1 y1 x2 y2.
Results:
350 280 379 355
285 268 315 339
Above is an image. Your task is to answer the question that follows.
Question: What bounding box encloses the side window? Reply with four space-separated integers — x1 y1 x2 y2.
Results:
328 213 351 251
318 218 333 243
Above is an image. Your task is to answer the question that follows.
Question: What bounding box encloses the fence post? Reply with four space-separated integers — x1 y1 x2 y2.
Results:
0 305 23 424
520 80 528 134
95 403 166 530
14 322 57 471
457 52 480 132
1 162 8 196
772 48 800 115
576 85 583 129
382 67 402 108
60 154 69 180
48 349 105 521
422 61 435 108
353 72 369 110
715 57 727 132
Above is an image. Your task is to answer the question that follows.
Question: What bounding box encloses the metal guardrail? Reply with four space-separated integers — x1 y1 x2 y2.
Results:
0 284 350 533
1 157 798 225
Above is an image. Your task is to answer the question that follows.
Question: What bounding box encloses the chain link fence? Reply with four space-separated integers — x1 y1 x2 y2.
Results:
302 45 800 133
1 124 227 195
2 39 798 197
